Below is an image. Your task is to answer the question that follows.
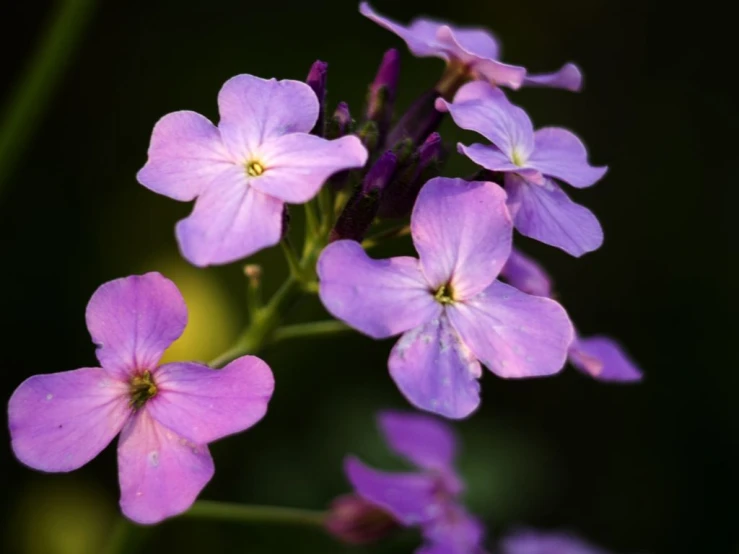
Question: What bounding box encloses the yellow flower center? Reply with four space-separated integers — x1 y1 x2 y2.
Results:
511 149 526 167
246 160 265 177
434 282 455 304
129 370 157 409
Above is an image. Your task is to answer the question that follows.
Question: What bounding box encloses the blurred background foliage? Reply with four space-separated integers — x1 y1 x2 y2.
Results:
0 1 735 553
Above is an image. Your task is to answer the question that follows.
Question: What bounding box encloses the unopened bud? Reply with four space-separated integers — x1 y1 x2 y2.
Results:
326 102 353 139
243 264 262 284
366 49 401 145
306 60 328 137
324 494 399 545
386 89 444 150
357 120 380 153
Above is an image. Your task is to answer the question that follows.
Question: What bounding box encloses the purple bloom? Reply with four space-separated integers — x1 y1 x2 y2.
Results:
346 411 486 553
437 82 607 257
360 2 581 91
7 273 274 524
501 249 643 382
138 74 368 267
318 177 574 418
500 529 611 554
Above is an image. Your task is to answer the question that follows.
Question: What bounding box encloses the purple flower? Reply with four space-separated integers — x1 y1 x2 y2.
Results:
346 411 486 553
318 177 574 418
138 74 368 267
437 82 607 257
500 529 611 554
360 2 581 91
501 249 643 382
7 273 274 524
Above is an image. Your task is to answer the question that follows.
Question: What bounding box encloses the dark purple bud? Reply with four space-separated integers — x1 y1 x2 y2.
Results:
281 205 291 238
330 151 398 242
378 132 446 219
356 120 380 153
386 89 444 151
306 60 328 137
326 102 353 139
324 494 399 545
366 49 401 145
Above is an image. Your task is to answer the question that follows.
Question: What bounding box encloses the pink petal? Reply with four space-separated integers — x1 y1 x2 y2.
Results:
412 177 512 299
569 336 643 383
217 74 318 159
146 357 274 444
86 273 188 378
389 315 482 419
505 174 604 257
360 2 444 58
447 27 500 60
378 411 457 472
528 128 608 188
345 456 439 526
436 26 526 89
317 240 441 340
437 82 533 160
252 134 368 203
175 166 284 267
8 368 129 472
117 409 214 524
447 281 573 378
524 62 584 92
500 248 554 298
137 111 233 202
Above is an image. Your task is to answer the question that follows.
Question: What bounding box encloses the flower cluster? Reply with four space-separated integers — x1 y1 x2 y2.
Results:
7 2 643 551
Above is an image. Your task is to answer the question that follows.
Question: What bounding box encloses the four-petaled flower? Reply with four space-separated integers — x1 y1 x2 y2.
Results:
138 74 368 267
437 82 607 257
7 273 274 523
501 249 643 382
500 528 611 554
346 411 486 554
360 2 582 91
318 177 574 419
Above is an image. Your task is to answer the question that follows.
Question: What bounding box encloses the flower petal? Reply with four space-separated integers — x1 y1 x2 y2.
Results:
437 82 534 160
524 62 584 92
501 529 609 554
528 128 607 188
458 143 539 176
137 111 233 202
377 411 457 472
146 357 274 444
412 177 512 299
569 336 643 383
317 240 440 340
389 315 482 419
505 174 604 257
500 248 553 298
118 410 214 524
436 26 526 89
175 166 283 267
447 281 573 378
217 74 318 158
345 456 439 526
360 2 443 58
252 134 368 203
8 368 129 472
86 273 188 377
420 508 485 554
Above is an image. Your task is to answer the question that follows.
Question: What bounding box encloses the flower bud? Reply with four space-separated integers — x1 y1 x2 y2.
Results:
330 151 397 242
386 89 443 150
324 494 399 545
306 60 328 137
378 132 446 218
366 49 401 145
326 102 353 140
356 120 380 153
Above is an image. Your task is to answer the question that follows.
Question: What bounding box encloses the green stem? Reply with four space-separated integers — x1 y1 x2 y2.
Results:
272 320 351 343
280 239 304 281
183 500 326 526
0 0 97 196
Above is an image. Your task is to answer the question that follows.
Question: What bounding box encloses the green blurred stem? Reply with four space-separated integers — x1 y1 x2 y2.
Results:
0 0 97 195
272 320 351 343
183 500 326 526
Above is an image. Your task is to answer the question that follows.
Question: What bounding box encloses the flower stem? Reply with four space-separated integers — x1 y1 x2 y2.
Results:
183 500 326 526
0 0 97 197
272 320 351 343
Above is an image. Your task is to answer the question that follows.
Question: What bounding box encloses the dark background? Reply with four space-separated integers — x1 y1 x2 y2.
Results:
0 1 735 553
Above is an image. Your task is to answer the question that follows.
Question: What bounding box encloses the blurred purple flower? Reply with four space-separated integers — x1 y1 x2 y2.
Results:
437 82 607 256
360 2 581 91
500 528 611 554
138 74 368 267
318 177 574 418
346 411 486 553
501 249 643 382
7 273 274 524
